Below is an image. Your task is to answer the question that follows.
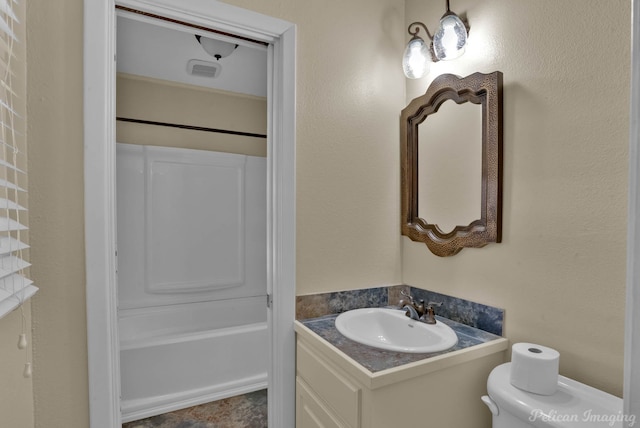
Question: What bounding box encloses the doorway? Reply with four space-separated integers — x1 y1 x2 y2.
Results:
83 1 296 427
115 11 270 422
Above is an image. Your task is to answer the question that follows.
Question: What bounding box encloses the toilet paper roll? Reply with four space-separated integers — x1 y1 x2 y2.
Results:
509 342 560 395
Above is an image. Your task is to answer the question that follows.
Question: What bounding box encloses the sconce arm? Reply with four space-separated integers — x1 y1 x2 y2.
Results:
407 21 433 41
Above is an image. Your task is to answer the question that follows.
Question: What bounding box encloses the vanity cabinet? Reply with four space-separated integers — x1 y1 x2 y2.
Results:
295 321 508 428
296 379 346 428
296 340 361 428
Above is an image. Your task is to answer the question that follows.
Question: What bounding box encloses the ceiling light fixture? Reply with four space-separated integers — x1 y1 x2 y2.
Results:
195 35 238 60
402 0 469 79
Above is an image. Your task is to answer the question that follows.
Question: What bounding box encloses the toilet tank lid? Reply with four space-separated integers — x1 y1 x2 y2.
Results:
486 363 624 428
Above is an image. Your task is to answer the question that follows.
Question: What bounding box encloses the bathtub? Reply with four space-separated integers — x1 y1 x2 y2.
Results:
118 297 268 423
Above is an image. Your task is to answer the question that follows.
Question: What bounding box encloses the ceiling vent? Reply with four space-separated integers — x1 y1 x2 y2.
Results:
187 59 222 78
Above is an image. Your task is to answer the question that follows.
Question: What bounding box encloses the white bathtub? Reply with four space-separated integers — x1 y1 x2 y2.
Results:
118 297 268 423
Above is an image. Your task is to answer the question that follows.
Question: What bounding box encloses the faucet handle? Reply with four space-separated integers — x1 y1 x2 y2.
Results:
400 290 415 304
422 303 441 324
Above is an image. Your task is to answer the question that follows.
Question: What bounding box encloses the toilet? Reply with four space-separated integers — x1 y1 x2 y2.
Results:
482 362 627 428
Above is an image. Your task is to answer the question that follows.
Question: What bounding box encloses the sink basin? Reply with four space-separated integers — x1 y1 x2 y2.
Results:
335 308 458 353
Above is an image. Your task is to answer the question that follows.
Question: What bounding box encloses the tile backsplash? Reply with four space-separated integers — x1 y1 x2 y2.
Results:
296 284 503 336
296 285 406 320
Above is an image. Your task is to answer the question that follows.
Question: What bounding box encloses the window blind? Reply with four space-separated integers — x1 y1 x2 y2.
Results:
0 0 36 320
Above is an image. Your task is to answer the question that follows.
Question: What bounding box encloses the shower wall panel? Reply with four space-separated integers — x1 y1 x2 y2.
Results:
116 143 267 309
116 143 268 421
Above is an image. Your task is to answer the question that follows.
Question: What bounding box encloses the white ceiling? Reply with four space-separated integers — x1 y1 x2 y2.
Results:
116 13 268 98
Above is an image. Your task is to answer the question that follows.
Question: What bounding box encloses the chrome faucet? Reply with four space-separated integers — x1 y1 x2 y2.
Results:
399 291 442 324
402 303 420 320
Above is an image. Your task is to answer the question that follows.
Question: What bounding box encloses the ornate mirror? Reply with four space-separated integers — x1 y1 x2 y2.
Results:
400 71 503 256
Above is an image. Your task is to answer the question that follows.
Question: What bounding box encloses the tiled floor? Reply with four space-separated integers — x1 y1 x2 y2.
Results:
122 390 268 428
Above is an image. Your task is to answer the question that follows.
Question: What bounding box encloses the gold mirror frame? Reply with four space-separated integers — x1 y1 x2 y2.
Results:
400 71 503 257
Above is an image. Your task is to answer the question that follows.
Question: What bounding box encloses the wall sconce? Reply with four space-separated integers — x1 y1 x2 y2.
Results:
402 0 469 79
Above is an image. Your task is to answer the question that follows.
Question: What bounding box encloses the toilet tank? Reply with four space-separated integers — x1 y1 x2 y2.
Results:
484 363 625 428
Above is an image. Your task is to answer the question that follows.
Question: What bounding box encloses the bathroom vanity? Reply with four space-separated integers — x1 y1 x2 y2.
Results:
295 313 508 428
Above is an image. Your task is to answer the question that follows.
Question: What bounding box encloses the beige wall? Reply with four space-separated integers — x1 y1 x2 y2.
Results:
116 74 267 156
403 0 630 397
20 0 631 426
0 310 34 428
25 0 405 426
26 1 88 427
221 0 406 295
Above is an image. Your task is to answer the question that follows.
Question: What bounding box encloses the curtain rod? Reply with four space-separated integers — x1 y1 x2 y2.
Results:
116 117 267 139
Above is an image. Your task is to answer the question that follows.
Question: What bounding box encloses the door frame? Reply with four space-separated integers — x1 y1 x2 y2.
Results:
83 1 296 427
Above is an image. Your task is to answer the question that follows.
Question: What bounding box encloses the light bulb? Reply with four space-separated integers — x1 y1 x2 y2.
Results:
402 37 431 79
433 14 467 61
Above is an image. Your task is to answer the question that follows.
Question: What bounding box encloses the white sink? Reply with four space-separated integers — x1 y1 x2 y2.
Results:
335 308 458 353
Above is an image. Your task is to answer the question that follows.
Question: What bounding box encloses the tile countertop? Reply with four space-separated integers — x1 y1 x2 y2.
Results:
295 311 508 374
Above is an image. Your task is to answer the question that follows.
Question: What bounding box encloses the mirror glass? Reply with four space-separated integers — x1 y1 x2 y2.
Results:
417 100 482 233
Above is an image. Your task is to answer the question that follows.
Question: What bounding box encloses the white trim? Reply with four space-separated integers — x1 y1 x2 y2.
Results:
266 25 297 428
121 378 268 423
625 0 640 423
118 0 291 42
84 1 120 426
83 2 296 427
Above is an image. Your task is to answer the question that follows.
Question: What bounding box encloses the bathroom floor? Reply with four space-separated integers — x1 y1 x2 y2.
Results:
121 390 268 428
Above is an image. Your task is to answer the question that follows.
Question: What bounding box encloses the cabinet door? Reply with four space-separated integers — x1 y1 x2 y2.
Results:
296 341 361 427
297 378 350 428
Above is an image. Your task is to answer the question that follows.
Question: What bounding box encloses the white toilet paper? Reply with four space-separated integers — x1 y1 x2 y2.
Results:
509 342 560 395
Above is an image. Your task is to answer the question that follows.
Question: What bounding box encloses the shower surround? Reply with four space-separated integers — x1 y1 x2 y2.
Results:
116 144 269 422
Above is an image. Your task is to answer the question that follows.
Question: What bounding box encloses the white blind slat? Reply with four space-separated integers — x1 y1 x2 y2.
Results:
0 286 37 315
0 273 32 291
0 177 25 192
0 274 37 317
0 217 26 232
0 78 18 98
0 254 28 279
0 197 25 210
0 0 18 22
0 16 16 41
0 236 27 255
0 157 24 172
0 95 20 117
0 0 33 320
